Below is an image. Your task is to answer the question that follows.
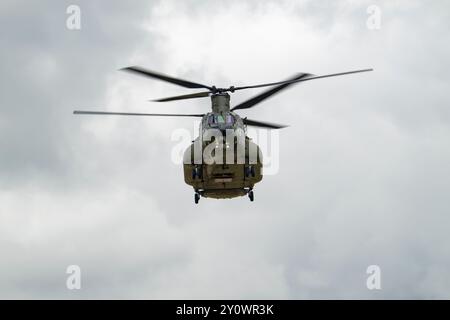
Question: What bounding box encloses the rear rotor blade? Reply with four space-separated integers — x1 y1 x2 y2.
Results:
151 91 211 102
73 111 204 117
231 73 312 111
243 118 288 129
121 66 213 90
232 69 373 91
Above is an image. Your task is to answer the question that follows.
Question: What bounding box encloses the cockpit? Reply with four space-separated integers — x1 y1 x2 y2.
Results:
200 112 246 142
206 113 236 129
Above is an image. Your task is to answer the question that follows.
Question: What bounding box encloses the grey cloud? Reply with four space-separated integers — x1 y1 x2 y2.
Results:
1 0 450 299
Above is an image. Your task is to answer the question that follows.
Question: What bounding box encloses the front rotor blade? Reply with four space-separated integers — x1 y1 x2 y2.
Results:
233 69 373 91
231 73 312 111
243 118 288 129
73 111 204 117
151 91 211 102
121 66 213 90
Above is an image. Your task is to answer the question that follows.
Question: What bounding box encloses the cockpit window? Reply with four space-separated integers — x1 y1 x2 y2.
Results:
207 114 216 126
217 114 225 124
208 114 235 127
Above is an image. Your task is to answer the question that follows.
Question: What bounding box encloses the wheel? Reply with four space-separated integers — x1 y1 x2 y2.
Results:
194 193 200 204
248 190 254 202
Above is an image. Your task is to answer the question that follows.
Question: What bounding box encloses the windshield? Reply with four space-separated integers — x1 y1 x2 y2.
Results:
207 114 235 128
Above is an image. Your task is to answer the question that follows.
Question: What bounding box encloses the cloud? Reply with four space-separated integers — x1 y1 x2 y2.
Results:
1 0 450 299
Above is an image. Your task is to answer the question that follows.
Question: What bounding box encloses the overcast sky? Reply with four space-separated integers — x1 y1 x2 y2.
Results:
1 0 450 299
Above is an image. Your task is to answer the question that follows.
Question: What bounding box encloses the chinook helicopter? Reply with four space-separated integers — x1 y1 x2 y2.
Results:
74 66 372 203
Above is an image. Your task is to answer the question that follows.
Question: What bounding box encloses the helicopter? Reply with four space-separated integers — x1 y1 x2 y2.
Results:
74 66 372 203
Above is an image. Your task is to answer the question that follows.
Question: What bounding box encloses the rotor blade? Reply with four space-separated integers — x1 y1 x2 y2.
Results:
232 69 373 91
151 91 211 102
121 66 213 90
73 111 204 117
231 73 312 111
243 118 288 129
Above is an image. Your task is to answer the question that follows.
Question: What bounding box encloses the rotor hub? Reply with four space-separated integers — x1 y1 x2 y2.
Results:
211 86 236 94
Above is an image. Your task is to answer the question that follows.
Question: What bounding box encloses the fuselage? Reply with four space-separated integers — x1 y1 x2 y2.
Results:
183 93 263 199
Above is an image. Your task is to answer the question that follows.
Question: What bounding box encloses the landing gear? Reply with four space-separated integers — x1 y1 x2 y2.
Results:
248 190 254 202
194 193 200 204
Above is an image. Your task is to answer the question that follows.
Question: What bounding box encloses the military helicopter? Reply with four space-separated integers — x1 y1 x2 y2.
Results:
74 66 372 203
